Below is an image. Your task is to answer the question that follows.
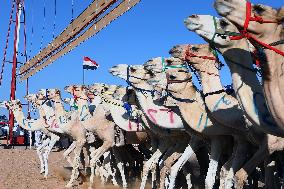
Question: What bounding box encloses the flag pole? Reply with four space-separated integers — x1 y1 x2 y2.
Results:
82 68 85 84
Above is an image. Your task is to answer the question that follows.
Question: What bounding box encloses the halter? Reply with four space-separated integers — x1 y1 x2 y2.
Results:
229 1 284 57
71 86 89 102
185 45 219 61
126 66 157 97
161 57 188 72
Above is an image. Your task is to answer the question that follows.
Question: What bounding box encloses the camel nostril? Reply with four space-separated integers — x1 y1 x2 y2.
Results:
189 14 198 18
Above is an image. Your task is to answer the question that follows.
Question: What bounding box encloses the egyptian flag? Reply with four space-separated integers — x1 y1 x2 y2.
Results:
83 56 99 70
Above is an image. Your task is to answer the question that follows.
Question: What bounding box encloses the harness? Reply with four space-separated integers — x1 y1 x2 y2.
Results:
126 66 157 97
210 16 263 75
227 1 284 56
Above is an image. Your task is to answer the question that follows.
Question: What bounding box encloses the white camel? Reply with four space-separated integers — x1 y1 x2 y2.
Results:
144 57 254 189
0 99 60 178
109 64 201 189
64 84 150 189
37 89 87 188
213 0 284 132
184 14 284 188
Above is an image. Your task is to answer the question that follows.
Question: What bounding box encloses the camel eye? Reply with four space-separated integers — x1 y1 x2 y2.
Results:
148 70 155 77
169 75 176 80
254 4 265 14
191 46 199 52
130 67 136 72
220 19 229 28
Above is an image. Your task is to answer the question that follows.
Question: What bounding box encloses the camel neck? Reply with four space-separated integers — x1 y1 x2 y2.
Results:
76 97 92 121
195 62 223 95
52 98 65 117
222 46 279 130
12 109 28 130
169 82 197 102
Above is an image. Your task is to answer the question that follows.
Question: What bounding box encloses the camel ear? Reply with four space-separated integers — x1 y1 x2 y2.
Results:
277 6 284 22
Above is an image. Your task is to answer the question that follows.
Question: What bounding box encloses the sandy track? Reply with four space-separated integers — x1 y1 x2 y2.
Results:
0 147 149 189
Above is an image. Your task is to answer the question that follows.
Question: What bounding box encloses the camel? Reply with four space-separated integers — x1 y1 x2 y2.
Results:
64 84 150 189
41 88 87 188
109 64 200 189
0 99 60 178
213 0 284 132
144 57 254 189
24 94 61 178
184 14 284 136
169 41 284 188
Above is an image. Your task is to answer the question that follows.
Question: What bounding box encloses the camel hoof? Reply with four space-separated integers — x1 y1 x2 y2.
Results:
65 183 73 188
235 168 248 189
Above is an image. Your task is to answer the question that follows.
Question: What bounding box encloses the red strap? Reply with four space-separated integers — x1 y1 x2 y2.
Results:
185 45 217 61
229 1 284 57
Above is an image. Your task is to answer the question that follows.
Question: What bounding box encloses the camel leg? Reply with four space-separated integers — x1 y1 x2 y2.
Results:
63 141 76 166
65 139 86 188
224 139 250 189
219 139 239 189
168 136 203 189
43 134 60 178
89 141 113 189
112 147 127 189
139 138 173 189
205 138 224 189
159 142 188 189
36 137 51 174
264 158 277 189
234 139 269 189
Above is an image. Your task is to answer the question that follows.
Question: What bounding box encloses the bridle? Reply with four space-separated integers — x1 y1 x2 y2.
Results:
210 16 263 75
70 86 89 101
228 1 284 57
126 66 157 97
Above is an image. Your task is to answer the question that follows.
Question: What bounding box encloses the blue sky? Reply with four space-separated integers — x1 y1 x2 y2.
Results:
0 0 282 116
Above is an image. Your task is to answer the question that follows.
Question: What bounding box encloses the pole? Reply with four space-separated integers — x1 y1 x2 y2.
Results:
83 68 85 84
9 0 22 145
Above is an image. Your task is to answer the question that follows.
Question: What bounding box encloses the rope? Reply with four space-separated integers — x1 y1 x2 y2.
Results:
71 0 74 22
28 0 34 58
40 0 46 50
22 0 31 118
52 0 57 39
0 0 16 86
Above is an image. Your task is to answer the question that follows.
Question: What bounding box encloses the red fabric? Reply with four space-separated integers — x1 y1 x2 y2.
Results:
185 45 217 61
229 1 284 57
83 56 98 66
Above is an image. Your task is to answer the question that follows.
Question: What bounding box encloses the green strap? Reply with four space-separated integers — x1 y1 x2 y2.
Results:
161 57 188 72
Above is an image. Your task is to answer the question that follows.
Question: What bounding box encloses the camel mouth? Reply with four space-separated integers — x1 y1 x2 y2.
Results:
0 102 7 108
169 46 186 59
184 18 201 31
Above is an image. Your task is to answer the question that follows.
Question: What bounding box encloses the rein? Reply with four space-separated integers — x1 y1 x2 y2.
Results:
126 66 157 97
228 1 284 57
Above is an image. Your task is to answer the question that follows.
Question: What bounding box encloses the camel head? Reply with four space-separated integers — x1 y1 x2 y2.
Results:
64 84 88 99
88 83 110 95
164 67 194 96
46 88 61 100
64 98 72 104
103 84 120 96
24 94 40 109
185 15 241 48
214 0 283 36
37 89 48 100
109 64 153 87
111 85 126 100
144 57 189 98
169 44 223 75
4 100 23 112
0 101 8 108
24 94 37 103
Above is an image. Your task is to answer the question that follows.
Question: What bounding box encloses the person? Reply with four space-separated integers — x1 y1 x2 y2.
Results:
34 131 42 147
